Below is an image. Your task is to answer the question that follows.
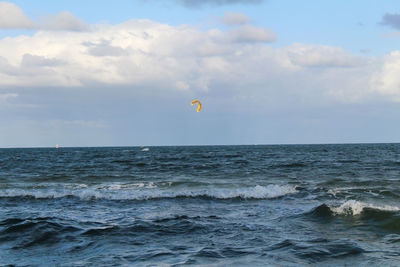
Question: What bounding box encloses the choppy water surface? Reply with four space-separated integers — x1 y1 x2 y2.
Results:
1 144 400 266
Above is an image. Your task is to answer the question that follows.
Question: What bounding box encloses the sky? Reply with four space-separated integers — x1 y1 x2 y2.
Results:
1 0 400 147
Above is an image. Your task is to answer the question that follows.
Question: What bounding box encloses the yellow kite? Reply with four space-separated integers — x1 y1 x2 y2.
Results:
191 100 201 112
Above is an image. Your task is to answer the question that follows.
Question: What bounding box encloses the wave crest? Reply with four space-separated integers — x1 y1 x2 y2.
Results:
330 200 400 216
0 184 297 200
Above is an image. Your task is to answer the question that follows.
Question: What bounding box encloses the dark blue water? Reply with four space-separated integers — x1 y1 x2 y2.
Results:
1 144 400 266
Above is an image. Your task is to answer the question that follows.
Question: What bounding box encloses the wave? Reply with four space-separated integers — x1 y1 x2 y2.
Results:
0 184 297 200
267 238 364 263
307 200 400 233
82 219 207 237
330 200 400 216
0 217 81 249
308 200 400 217
0 215 211 251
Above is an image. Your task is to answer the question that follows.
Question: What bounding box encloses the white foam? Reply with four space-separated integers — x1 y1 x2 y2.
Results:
331 200 400 216
98 182 157 190
0 184 297 200
204 184 297 199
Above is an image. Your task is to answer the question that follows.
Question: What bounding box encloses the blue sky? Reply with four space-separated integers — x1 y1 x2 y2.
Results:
1 0 400 147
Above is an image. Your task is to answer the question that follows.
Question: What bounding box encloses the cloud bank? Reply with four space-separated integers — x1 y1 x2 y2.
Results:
0 17 397 106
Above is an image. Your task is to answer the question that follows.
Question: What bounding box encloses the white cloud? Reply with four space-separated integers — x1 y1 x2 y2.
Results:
221 12 251 25
371 51 400 98
0 2 35 29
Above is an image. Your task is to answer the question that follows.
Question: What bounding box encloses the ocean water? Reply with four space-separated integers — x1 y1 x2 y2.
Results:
1 144 400 266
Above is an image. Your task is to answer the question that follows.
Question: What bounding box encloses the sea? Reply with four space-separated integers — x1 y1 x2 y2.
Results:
1 144 400 266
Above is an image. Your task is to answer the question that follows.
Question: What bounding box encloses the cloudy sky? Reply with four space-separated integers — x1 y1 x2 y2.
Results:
1 0 400 147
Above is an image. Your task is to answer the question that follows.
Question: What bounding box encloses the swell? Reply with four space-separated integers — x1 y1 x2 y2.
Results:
82 219 207 237
0 217 81 249
266 238 364 263
0 215 214 251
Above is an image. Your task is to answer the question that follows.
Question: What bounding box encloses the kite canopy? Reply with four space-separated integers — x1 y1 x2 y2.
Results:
191 100 201 112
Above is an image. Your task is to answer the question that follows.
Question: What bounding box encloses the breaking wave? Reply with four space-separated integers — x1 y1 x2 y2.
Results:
330 200 400 216
307 200 400 233
309 200 400 217
0 184 297 200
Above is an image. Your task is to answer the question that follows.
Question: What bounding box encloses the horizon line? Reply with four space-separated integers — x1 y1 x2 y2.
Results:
1 141 399 149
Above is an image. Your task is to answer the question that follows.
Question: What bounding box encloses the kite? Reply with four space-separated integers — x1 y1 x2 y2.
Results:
191 100 201 112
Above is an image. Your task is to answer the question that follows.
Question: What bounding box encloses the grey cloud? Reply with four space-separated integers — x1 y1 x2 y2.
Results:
0 2 88 31
0 55 62 82
84 41 129 57
221 12 251 25
21 54 63 67
227 25 276 43
0 56 14 74
289 47 364 68
0 2 35 29
40 11 89 31
178 0 263 8
380 13 400 30
290 55 363 68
